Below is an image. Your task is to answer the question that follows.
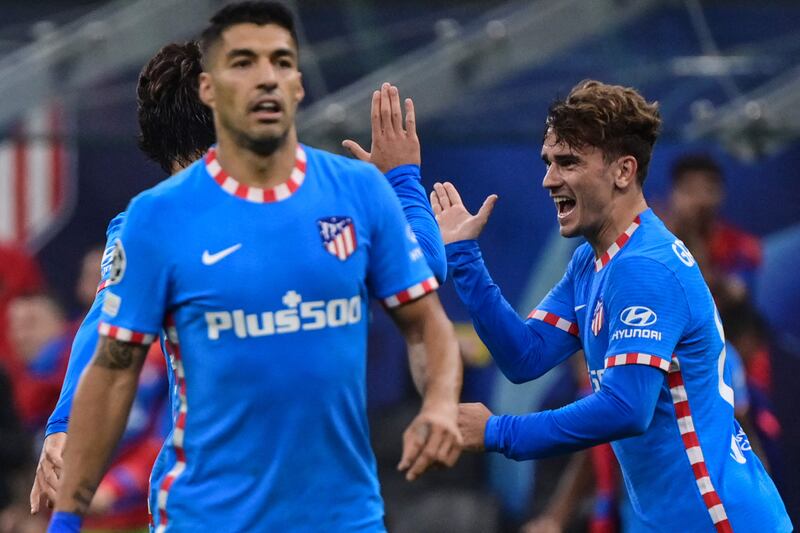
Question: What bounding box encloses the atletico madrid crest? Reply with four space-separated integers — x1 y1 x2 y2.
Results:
318 216 357 261
591 299 604 336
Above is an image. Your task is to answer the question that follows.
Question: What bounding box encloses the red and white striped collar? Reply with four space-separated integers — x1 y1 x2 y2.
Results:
204 144 307 203
594 214 642 271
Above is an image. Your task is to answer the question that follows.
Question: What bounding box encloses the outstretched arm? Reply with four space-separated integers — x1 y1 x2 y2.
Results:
432 182 580 383
343 83 446 281
458 364 664 460
49 336 148 530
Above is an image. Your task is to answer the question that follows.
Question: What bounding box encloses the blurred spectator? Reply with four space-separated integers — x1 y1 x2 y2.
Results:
663 154 761 313
0 244 44 372
74 246 105 313
6 292 74 431
0 363 48 533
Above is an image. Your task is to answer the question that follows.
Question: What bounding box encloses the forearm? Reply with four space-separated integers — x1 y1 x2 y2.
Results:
486 365 663 460
446 240 564 383
408 306 462 405
386 165 447 282
55 338 145 515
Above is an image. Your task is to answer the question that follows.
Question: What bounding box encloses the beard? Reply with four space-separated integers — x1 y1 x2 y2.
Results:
222 114 289 157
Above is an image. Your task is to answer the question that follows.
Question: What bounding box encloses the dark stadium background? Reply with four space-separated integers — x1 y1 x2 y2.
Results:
1 1 798 531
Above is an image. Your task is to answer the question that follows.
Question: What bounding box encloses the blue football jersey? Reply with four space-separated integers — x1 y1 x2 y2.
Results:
532 209 790 532
98 144 437 533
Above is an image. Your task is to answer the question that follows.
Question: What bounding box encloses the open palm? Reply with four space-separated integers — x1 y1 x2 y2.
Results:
430 182 498 244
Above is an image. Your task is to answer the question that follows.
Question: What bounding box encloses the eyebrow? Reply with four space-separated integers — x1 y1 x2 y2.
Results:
553 154 581 166
226 47 296 60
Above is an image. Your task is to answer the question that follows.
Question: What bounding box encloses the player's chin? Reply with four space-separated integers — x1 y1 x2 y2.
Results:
556 213 580 238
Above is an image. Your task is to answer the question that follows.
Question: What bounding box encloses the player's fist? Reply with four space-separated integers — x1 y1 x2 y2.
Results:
342 82 421 174
430 182 497 244
457 402 493 452
31 432 67 514
398 400 462 481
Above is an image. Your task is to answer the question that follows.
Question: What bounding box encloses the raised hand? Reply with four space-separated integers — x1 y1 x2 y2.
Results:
342 82 421 174
397 400 462 481
430 182 497 244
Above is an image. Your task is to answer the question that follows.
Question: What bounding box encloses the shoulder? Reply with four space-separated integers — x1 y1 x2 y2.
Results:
105 212 127 241
571 242 593 264
126 160 203 218
621 211 705 276
304 144 384 185
566 241 594 276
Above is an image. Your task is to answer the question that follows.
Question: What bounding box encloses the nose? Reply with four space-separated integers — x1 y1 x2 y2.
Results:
257 60 278 90
542 164 560 190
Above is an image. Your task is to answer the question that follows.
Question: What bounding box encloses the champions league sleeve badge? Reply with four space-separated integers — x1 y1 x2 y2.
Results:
318 216 357 261
107 239 127 285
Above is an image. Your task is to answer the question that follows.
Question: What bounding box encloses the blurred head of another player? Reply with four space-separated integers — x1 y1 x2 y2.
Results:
669 154 724 229
541 80 661 241
198 1 304 157
137 41 215 174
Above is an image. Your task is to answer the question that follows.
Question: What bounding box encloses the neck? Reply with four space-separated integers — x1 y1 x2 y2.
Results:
588 195 648 257
214 128 299 189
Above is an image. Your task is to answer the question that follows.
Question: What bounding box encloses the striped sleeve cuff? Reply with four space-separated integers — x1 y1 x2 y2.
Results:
527 309 579 337
605 352 671 372
98 322 157 345
383 276 439 308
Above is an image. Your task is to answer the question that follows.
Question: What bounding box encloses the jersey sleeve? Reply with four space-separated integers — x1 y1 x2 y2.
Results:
98 196 170 343
45 214 125 436
526 255 580 337
446 240 581 383
603 256 690 372
485 364 664 460
364 164 438 307
384 164 447 283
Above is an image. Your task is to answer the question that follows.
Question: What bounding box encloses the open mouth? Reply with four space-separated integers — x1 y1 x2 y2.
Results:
553 195 576 219
250 99 283 121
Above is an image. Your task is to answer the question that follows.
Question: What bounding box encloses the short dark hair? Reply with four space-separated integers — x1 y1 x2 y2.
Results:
199 1 298 67
670 153 723 186
137 41 215 174
10 289 65 318
545 80 662 185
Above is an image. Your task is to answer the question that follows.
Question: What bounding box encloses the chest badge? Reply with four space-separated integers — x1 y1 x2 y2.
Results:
591 300 604 336
318 216 357 261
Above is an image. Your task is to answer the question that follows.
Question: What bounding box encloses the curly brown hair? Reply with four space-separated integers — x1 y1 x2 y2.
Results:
137 42 215 174
545 80 662 184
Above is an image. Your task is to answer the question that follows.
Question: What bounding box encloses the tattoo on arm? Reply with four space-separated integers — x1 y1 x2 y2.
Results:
408 343 428 395
92 337 148 370
71 479 97 514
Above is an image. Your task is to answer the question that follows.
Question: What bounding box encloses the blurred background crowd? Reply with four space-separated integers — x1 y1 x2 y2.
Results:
0 1 798 532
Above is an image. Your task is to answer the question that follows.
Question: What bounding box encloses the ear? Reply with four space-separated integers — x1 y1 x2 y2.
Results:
614 155 639 189
295 71 305 104
198 72 215 110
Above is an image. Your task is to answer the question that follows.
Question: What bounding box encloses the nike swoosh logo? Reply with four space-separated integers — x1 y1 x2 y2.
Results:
574 304 587 311
202 244 242 266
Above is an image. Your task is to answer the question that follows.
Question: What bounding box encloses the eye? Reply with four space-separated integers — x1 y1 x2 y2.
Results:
277 58 294 69
232 59 252 69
